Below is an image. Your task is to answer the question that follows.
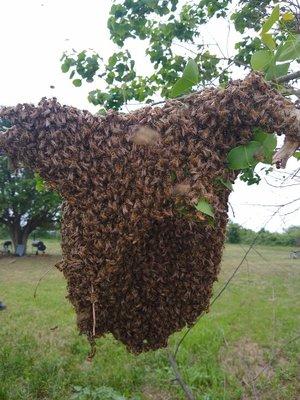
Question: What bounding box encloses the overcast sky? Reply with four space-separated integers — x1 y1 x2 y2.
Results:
0 0 299 232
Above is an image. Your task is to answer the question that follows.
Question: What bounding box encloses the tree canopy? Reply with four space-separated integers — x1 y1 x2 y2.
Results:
61 0 300 111
0 155 61 252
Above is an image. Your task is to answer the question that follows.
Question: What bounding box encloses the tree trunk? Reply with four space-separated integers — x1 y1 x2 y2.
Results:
8 224 31 255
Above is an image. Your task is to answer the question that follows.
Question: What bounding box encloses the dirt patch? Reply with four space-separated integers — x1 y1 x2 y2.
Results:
220 337 274 387
141 385 174 400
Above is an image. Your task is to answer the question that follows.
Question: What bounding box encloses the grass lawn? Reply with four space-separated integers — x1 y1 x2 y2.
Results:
0 241 299 400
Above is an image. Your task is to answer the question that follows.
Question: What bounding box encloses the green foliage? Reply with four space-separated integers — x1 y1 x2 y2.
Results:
62 1 300 110
0 223 8 239
226 222 300 246
250 5 300 81
0 156 60 220
261 4 279 33
227 141 263 170
227 129 277 185
34 173 45 192
216 177 233 191
62 0 300 110
227 223 241 243
250 49 273 71
169 58 199 97
73 79 82 87
0 156 61 249
72 386 134 400
276 34 300 62
195 198 214 218
239 167 261 185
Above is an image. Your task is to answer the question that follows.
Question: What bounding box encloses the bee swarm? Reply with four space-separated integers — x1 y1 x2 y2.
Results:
0 73 298 353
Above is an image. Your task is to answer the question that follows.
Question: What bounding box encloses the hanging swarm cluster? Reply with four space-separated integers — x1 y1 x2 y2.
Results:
0 73 298 353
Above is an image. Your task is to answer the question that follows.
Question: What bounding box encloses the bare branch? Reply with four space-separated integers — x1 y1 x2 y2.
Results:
273 137 300 168
240 197 300 207
33 265 56 298
167 350 196 400
276 70 300 84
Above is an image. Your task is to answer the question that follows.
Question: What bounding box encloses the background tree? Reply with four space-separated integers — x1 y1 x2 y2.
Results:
227 222 241 243
0 155 61 253
226 221 300 245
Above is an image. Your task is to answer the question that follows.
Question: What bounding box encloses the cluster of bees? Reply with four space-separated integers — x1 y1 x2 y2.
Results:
0 73 296 353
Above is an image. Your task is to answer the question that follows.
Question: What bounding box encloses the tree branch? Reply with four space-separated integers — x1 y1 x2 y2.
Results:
167 350 195 400
276 70 300 84
273 137 300 168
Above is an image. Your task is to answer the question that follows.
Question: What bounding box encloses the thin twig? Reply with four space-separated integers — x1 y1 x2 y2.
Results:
174 311 205 359
240 197 300 207
239 242 268 263
167 349 196 400
264 178 300 188
91 283 96 337
33 265 55 298
228 201 236 218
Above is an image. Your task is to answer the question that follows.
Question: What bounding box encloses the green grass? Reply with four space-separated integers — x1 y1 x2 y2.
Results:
0 241 299 399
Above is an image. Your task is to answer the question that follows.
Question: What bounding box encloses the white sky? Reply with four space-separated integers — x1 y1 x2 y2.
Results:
0 0 299 232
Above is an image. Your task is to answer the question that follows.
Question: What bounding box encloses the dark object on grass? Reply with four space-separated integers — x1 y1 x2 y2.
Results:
0 73 299 353
2 240 12 254
0 301 6 311
289 250 300 259
32 240 47 255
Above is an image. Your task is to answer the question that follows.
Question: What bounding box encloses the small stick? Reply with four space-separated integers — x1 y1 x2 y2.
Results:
167 349 195 400
87 337 96 362
91 284 96 337
86 285 97 362
33 265 55 298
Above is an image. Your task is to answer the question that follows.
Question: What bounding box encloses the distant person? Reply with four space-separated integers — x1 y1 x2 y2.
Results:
0 301 6 311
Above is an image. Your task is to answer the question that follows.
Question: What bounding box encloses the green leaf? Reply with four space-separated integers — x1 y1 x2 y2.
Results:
34 173 45 192
169 59 199 98
195 198 214 218
170 78 193 98
262 134 276 152
61 60 70 73
77 51 86 62
262 134 277 163
217 178 233 191
251 50 273 71
227 141 262 170
253 128 268 144
262 5 280 33
73 79 82 87
252 129 276 164
282 11 294 21
261 33 276 50
276 35 300 61
182 59 199 85
293 151 300 160
265 62 290 80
